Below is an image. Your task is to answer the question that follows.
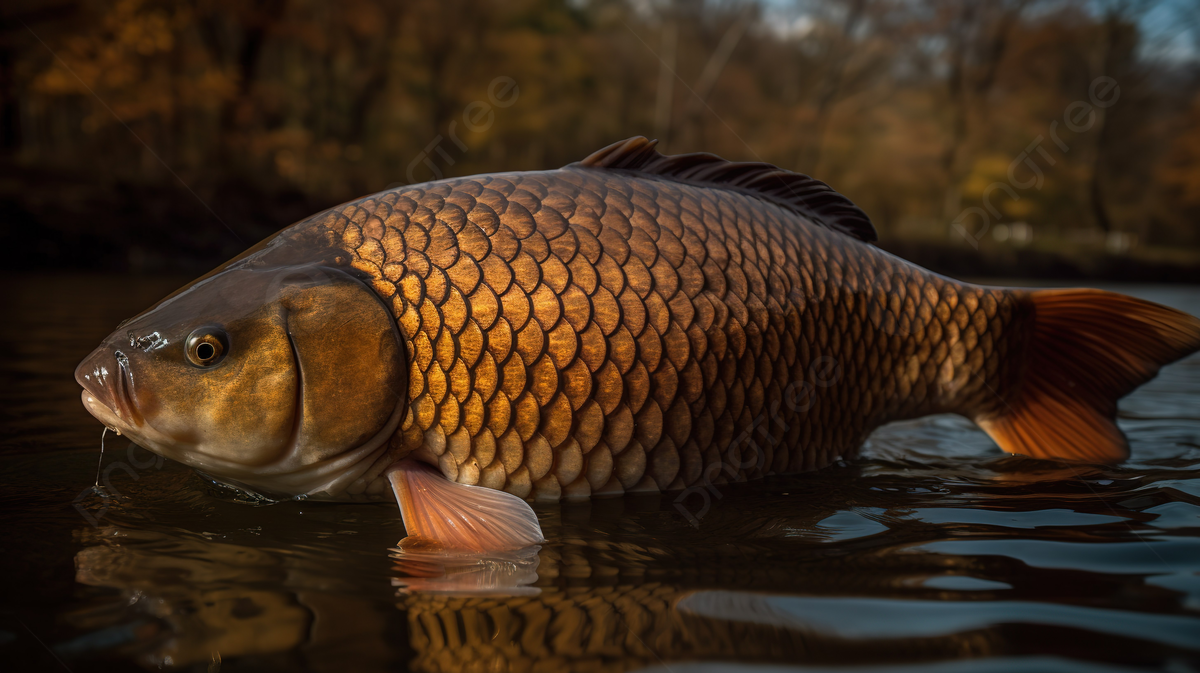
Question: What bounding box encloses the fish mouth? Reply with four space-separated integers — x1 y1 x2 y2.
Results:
75 348 142 432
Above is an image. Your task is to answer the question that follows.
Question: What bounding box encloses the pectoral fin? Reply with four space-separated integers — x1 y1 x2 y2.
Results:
387 459 545 552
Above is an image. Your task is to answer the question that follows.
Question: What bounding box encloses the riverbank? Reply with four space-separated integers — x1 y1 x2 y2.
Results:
4 163 1199 282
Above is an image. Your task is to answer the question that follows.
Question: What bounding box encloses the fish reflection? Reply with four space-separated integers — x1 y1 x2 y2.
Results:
68 517 1004 672
390 545 542 596
69 526 398 670
395 569 1001 673
65 477 1199 672
675 592 1200 648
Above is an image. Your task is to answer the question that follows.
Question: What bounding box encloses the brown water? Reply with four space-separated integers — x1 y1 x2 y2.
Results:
2 275 1199 673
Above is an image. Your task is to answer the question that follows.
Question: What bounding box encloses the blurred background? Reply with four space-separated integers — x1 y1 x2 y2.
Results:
1 0 1198 280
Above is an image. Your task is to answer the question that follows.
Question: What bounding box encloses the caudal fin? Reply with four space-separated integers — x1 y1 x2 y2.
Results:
977 288 1200 464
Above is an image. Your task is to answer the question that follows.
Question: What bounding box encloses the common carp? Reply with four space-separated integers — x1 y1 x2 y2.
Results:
76 137 1200 552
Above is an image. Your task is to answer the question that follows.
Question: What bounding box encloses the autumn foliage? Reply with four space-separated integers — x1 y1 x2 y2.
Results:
2 0 1198 275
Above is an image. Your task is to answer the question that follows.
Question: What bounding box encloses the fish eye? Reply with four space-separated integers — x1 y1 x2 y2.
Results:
186 327 229 367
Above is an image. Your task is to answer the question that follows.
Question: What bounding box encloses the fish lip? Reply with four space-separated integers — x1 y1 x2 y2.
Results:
80 389 124 434
75 348 141 431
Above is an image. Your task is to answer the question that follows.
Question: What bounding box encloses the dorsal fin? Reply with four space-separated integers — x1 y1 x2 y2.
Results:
569 136 876 242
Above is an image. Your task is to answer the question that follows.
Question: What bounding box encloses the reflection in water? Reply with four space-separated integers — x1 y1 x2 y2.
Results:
635 657 1164 673
68 510 1009 672
69 526 397 670
390 545 542 596
2 277 1199 672
62 459 1200 673
675 592 1200 647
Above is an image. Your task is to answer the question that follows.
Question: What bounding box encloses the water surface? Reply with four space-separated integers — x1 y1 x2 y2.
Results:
2 275 1198 672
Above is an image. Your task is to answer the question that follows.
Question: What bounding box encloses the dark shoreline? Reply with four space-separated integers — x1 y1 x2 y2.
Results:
879 239 1200 285
3 166 1198 283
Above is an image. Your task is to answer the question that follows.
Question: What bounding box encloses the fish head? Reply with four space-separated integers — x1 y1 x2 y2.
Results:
75 265 407 496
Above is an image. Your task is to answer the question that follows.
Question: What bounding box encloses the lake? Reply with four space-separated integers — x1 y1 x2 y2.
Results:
2 275 1198 672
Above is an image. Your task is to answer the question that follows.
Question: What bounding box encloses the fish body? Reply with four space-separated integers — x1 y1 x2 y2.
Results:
77 138 1200 550
303 153 1022 500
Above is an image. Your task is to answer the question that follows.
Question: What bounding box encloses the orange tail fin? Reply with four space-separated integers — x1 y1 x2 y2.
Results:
977 288 1200 464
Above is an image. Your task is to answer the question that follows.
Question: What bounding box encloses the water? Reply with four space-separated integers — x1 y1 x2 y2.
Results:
2 275 1199 672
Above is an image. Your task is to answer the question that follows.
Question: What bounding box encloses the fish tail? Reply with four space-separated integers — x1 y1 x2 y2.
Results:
976 288 1200 463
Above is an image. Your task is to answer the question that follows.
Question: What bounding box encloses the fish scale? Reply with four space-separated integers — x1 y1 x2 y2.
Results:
306 164 1023 502
400 585 1002 673
74 137 1200 555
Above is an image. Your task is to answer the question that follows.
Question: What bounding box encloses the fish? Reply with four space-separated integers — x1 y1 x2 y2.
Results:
76 136 1200 553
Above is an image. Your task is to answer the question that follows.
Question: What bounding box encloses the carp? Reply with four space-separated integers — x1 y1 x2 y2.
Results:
76 137 1200 552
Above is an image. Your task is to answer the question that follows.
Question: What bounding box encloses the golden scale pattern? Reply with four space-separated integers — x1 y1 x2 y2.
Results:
400 586 1000 673
396 535 1001 672
305 167 1025 502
